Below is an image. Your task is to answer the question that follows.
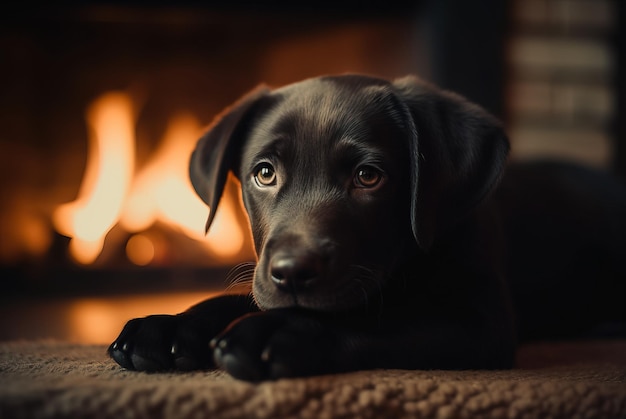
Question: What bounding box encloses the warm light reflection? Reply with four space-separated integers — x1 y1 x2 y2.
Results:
53 92 247 265
68 292 220 344
53 92 135 264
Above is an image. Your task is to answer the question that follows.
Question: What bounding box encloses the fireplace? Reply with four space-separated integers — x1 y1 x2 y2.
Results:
0 2 423 343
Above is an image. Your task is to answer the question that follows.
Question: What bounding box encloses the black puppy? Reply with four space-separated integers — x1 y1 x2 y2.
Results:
108 74 624 381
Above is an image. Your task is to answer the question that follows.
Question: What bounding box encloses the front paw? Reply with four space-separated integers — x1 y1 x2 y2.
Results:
108 313 215 372
212 311 338 381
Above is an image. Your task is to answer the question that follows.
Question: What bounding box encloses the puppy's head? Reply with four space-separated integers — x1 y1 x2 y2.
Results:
191 75 509 311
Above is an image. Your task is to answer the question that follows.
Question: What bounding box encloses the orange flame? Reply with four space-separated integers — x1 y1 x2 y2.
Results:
54 92 246 265
120 112 207 234
119 113 245 259
53 92 135 264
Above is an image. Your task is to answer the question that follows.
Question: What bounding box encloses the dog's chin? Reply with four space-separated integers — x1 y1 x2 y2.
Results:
252 279 379 312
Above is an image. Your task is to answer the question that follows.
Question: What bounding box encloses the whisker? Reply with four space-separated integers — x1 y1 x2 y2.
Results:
225 262 256 293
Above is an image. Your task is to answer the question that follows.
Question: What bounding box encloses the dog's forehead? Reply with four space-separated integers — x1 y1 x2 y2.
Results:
254 77 396 143
275 76 385 117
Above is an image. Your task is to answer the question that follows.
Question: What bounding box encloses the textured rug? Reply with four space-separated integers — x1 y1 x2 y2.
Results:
1 340 625 418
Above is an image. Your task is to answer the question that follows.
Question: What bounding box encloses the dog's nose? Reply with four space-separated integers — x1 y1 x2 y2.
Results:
270 252 321 290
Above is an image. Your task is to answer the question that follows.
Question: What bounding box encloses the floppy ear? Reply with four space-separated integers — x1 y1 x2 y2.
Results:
393 76 510 250
190 86 271 233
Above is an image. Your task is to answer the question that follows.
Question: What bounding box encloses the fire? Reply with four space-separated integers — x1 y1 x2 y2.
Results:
119 113 201 233
54 91 246 265
54 93 135 264
119 112 245 259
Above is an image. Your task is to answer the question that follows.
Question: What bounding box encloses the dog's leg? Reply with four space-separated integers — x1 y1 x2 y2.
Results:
211 303 515 381
108 294 258 372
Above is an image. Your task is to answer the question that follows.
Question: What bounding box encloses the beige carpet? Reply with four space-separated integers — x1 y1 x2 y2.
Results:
1 340 625 418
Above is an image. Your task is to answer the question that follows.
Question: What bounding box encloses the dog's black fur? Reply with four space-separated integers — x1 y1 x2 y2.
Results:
109 74 626 381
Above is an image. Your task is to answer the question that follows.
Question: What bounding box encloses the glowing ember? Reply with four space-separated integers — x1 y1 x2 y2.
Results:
125 233 156 266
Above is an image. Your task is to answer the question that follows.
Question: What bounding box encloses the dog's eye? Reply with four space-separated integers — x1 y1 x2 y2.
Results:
354 166 383 188
254 163 277 187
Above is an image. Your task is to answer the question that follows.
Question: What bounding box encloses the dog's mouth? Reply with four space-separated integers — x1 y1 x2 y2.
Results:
252 263 387 312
